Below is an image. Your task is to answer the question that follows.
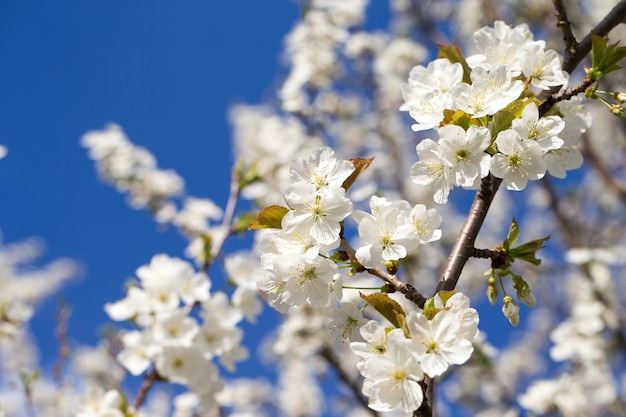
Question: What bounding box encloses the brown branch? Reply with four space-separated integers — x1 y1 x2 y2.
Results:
339 238 428 308
440 3 626 294
320 347 380 417
552 0 579 61
132 368 162 411
562 0 626 74
437 174 502 292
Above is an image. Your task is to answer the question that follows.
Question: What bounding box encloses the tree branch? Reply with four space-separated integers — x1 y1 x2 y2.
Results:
562 0 626 74
438 2 626 294
437 174 502 292
552 0 579 61
340 238 428 308
320 347 380 417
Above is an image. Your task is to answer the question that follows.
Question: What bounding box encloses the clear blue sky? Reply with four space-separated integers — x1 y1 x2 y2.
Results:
0 0 306 364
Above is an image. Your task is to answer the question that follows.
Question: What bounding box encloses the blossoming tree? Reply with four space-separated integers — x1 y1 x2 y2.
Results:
3 1 626 416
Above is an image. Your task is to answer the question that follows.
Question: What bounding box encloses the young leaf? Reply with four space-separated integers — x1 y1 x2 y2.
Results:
586 32 626 81
503 217 520 251
438 44 472 84
342 157 374 191
360 292 408 335
509 235 550 266
491 98 542 139
248 205 289 230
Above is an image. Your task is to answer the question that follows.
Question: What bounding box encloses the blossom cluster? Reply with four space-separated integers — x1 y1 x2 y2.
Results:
351 292 479 412
256 146 477 414
403 21 590 203
104 253 255 413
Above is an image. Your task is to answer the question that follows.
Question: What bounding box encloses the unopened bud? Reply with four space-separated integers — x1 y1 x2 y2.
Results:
502 296 520 327
512 275 536 307
610 105 626 118
487 276 498 305
614 92 626 103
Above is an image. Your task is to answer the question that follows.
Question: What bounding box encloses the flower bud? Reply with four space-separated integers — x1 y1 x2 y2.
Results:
512 275 536 307
610 105 626 118
487 276 498 305
614 92 626 103
502 296 520 327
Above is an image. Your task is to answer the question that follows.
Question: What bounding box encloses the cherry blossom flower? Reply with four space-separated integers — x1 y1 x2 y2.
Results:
360 329 424 413
490 129 546 190
282 182 353 246
354 197 418 267
289 146 355 191
512 102 564 152
411 139 454 204
406 310 475 377
451 66 524 118
438 124 492 189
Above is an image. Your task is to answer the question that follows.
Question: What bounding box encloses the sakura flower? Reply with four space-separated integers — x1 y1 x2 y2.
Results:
350 319 389 361
265 253 340 308
432 292 480 341
151 309 199 347
404 58 464 95
438 125 491 188
136 254 197 313
490 129 546 190
354 197 418 268
326 302 368 341
401 89 454 132
519 43 569 90
543 146 584 179
282 182 353 246
76 389 125 417
406 310 475 377
411 139 454 204
289 146 355 190
467 21 534 75
116 330 153 376
512 102 564 152
451 66 524 118
360 329 424 413
409 204 442 244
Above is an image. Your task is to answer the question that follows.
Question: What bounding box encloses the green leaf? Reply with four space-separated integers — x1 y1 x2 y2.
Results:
342 157 375 191
491 98 542 139
360 292 408 336
422 290 456 320
440 109 480 129
509 235 550 266
503 217 520 251
438 44 472 84
587 32 626 81
233 212 258 234
247 205 289 230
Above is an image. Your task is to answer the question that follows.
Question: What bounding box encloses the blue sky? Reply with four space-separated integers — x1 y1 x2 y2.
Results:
0 0 306 363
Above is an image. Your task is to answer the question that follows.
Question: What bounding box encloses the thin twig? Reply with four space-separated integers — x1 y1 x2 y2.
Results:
132 368 162 411
340 238 428 307
202 166 241 273
562 0 626 74
320 347 380 417
440 3 626 294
